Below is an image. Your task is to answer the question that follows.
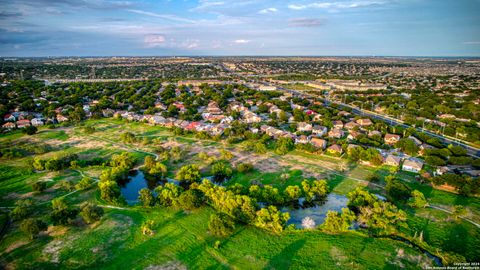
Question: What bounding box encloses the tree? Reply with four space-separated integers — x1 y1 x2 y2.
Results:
10 199 33 221
138 188 155 207
98 180 122 204
302 179 328 202
425 156 446 166
211 160 233 182
208 213 235 237
176 164 201 183
32 181 47 193
220 149 234 160
177 189 204 210
395 138 419 156
347 187 378 213
75 177 94 190
110 152 135 169
322 208 356 233
148 162 168 179
141 220 155 236
22 125 37 135
408 190 428 208
275 137 294 155
155 183 184 206
120 132 137 144
79 202 104 224
284 185 302 202
20 218 47 239
254 206 290 234
50 198 78 225
32 157 45 171
385 175 412 202
236 163 253 173
358 201 407 235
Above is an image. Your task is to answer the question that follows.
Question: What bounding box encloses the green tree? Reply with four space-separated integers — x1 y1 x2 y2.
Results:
176 164 201 183
20 218 47 239
177 189 204 210
10 199 33 221
211 160 233 182
98 180 123 204
208 213 235 237
408 190 428 208
284 185 302 202
32 181 47 193
79 202 104 224
22 125 37 135
155 183 184 206
254 206 290 234
75 177 94 190
138 188 155 207
322 208 356 233
385 175 412 202
275 137 294 155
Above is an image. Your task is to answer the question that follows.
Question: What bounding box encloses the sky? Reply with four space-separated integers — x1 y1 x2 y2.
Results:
0 0 479 57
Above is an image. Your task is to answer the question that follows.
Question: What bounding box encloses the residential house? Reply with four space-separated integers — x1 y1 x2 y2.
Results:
16 119 31 128
312 125 327 136
356 118 373 127
243 112 261 123
402 159 424 173
3 114 15 122
297 122 313 132
384 133 401 145
327 144 343 154
31 118 44 127
368 130 382 138
347 131 361 141
295 135 309 144
2 122 15 130
56 114 69 123
344 121 359 130
328 128 344 139
333 120 344 129
384 154 402 167
311 138 327 149
408 136 422 146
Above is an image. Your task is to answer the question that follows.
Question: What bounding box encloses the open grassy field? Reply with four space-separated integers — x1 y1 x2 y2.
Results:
1 118 479 269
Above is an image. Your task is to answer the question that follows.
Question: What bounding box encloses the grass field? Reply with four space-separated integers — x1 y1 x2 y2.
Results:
1 118 479 269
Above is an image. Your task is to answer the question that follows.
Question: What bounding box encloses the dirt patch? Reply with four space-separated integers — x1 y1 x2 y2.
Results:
4 240 29 254
47 226 68 237
3 192 21 200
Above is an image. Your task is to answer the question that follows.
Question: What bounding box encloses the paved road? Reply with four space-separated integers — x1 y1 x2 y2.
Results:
267 82 480 158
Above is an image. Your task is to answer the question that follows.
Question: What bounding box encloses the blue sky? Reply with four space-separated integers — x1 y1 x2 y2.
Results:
0 0 479 56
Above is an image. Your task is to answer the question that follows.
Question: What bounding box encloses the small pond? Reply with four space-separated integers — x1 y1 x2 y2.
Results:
282 193 349 229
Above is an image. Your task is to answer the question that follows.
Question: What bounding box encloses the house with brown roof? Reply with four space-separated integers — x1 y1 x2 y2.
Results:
328 128 344 139
311 138 327 149
56 114 69 123
344 121 359 130
384 154 402 167
297 122 313 132
327 144 343 154
333 120 344 129
384 133 401 145
402 159 424 173
2 122 15 130
356 118 373 126
347 131 361 141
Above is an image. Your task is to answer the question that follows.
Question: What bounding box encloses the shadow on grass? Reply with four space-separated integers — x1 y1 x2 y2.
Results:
264 238 306 270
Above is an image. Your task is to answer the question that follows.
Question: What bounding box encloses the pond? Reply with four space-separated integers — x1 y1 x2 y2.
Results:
119 170 215 205
282 193 349 229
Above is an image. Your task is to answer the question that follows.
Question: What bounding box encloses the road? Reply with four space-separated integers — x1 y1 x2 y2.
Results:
266 82 480 158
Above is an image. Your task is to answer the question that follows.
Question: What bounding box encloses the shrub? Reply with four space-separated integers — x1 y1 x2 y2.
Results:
32 181 47 193
79 202 104 224
208 213 235 237
20 218 47 239
177 189 204 210
236 163 253 173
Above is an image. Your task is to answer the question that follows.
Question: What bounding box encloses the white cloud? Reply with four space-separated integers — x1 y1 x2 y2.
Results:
233 39 250 44
258 7 278 14
144 34 166 48
288 18 324 27
288 1 386 10
127 9 196 23
463 41 480 45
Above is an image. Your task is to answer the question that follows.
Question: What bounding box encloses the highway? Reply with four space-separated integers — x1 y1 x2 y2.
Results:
272 82 480 158
221 64 480 158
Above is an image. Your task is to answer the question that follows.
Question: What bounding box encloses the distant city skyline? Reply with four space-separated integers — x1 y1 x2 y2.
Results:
1 0 480 57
